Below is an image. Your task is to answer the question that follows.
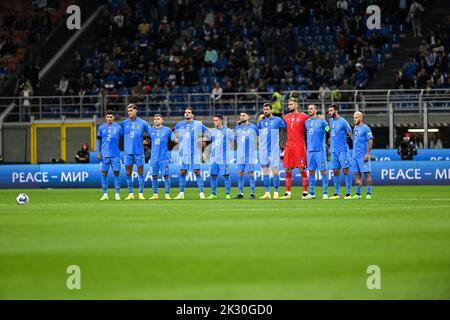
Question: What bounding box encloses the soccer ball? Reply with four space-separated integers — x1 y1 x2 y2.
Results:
16 193 30 205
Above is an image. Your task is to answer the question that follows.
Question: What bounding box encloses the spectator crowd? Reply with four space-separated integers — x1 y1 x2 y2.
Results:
396 13 449 90
60 0 408 105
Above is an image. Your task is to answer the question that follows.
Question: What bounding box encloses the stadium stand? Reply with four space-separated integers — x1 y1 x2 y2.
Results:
395 13 449 90
56 0 407 101
0 0 74 89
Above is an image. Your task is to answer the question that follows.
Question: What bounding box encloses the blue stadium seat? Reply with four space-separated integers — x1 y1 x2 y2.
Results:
191 86 202 94
171 86 182 94
301 26 309 36
259 56 266 65
392 34 400 44
304 35 313 45
202 86 212 93
382 43 392 53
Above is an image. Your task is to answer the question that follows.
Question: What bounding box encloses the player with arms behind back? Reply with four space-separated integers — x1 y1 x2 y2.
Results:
351 111 374 199
207 115 235 199
121 104 151 200
304 104 330 200
328 104 353 200
234 112 259 199
279 97 309 199
148 114 175 200
173 107 208 200
97 110 123 200
257 103 286 199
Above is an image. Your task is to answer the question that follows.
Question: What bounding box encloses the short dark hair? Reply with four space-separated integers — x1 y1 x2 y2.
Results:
127 103 137 110
105 110 114 116
213 114 224 121
154 113 163 118
185 106 194 114
263 102 272 109
328 104 339 112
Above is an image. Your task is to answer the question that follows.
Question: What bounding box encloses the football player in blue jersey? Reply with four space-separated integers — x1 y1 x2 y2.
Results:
121 104 151 200
257 103 286 199
96 110 123 200
304 104 330 200
173 107 209 199
327 104 353 200
148 114 176 200
207 115 235 199
234 112 259 199
351 111 374 199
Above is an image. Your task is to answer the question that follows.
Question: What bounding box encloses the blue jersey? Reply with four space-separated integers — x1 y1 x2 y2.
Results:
121 117 151 155
353 124 373 159
96 122 123 158
174 120 208 165
305 117 329 152
209 127 235 164
235 123 259 164
148 126 173 162
257 116 286 158
329 116 351 153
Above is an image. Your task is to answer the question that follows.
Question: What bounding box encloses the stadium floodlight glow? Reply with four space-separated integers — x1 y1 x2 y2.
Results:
407 129 439 133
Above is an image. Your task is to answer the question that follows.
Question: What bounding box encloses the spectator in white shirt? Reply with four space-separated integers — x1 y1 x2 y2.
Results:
211 82 223 102
333 62 345 82
56 75 68 95
319 83 331 102
430 133 443 148
337 0 348 11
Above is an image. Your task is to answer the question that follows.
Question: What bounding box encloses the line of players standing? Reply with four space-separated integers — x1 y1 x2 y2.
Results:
96 99 374 201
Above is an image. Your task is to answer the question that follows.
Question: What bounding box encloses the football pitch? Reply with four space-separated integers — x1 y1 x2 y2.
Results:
0 186 449 299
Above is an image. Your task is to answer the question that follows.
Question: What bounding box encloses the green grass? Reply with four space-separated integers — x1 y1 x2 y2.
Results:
1 186 450 299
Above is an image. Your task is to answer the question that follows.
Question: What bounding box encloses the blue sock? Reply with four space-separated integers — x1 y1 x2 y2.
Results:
249 175 255 194
126 175 133 193
238 175 244 194
333 175 340 195
356 185 361 195
138 174 144 193
164 178 170 194
322 173 328 195
114 175 120 194
344 173 351 195
224 175 231 195
263 175 270 193
309 174 316 195
211 176 217 195
273 175 280 192
196 174 204 193
101 175 108 193
152 177 158 194
179 174 186 192
367 185 372 195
